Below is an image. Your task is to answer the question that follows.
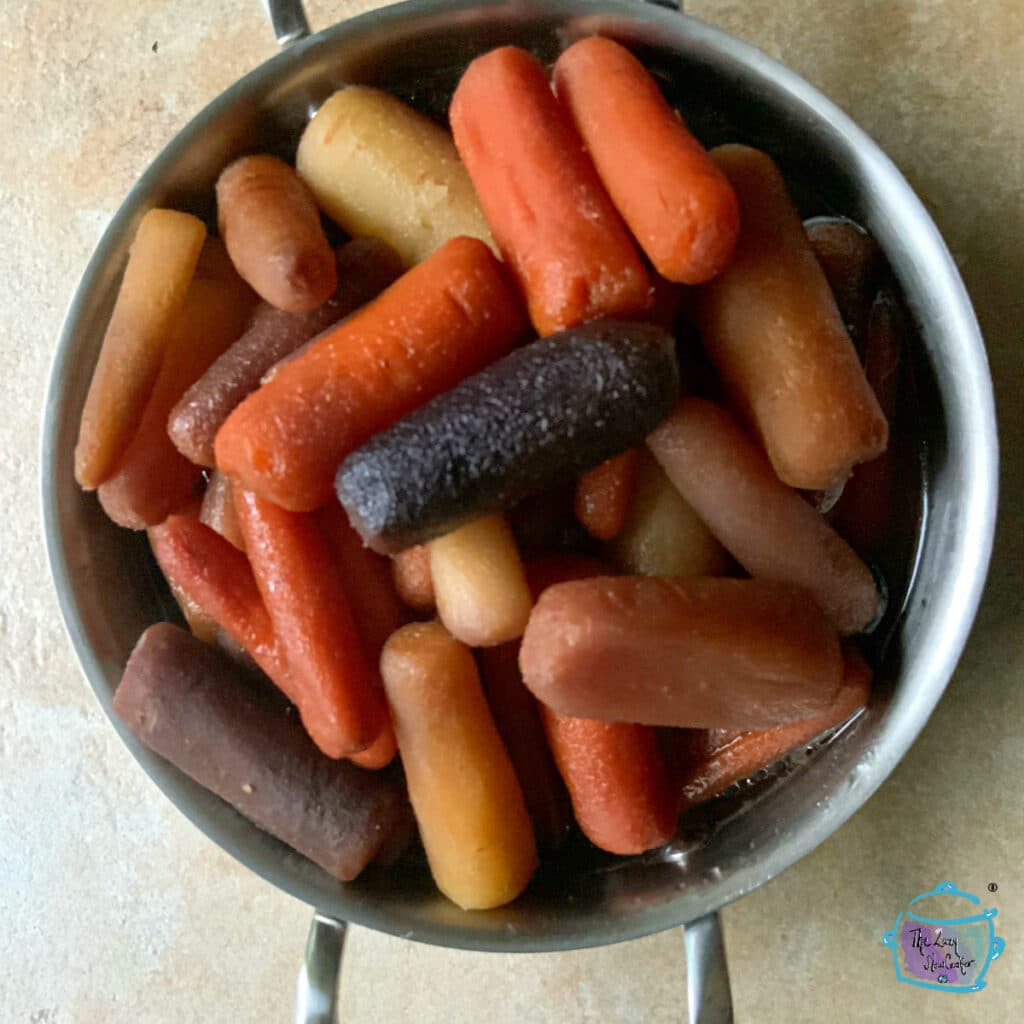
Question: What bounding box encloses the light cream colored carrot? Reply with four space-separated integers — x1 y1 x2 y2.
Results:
430 515 533 647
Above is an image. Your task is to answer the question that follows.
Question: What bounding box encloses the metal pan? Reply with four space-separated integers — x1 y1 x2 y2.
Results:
41 1 998 1020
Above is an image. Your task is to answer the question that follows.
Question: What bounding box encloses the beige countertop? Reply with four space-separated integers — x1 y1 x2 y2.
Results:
2 1 1021 1021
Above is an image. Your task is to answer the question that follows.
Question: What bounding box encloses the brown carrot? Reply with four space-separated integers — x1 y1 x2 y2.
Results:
647 398 880 634
697 146 887 489
216 154 336 312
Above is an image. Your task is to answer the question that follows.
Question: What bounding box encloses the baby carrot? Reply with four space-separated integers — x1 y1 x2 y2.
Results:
97 276 253 529
573 449 639 542
381 622 537 910
234 488 388 759
698 146 887 490
429 515 533 647
477 642 573 851
215 236 527 510
673 646 872 813
296 87 495 268
647 399 880 634
391 544 435 614
520 576 843 729
216 154 337 312
148 515 288 685
542 712 676 856
450 46 651 336
554 36 740 285
75 208 206 489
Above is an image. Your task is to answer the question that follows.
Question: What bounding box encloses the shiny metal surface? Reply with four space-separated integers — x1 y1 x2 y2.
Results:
264 0 311 46
295 914 347 1024
685 913 733 1023
42 0 997 963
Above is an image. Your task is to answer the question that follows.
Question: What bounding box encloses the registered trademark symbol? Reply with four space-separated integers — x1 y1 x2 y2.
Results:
988 882 998 892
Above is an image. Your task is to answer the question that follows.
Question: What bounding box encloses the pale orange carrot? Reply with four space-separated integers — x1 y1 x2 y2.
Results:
76 208 206 488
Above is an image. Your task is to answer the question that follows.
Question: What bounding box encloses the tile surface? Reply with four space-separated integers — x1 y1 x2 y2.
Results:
1 1 1020 1021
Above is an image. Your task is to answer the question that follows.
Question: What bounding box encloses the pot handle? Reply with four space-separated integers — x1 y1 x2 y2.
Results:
685 911 734 1024
262 0 684 47
295 912 347 1024
263 0 311 46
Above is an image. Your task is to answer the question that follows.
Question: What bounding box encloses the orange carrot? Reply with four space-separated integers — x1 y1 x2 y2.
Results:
573 449 639 541
200 469 246 550
477 642 573 850
542 712 676 855
647 399 881 634
391 544 435 614
233 487 388 758
97 277 253 529
381 622 537 909
216 155 337 312
673 647 872 813
149 515 288 685
215 236 527 510
76 208 206 489
554 36 740 284
450 46 651 336
698 146 887 490
831 291 903 556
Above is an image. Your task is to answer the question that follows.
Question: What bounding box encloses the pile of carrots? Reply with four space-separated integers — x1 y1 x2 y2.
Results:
79 37 903 912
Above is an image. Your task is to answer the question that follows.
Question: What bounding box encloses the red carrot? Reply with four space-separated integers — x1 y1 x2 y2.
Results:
233 488 388 758
149 515 288 685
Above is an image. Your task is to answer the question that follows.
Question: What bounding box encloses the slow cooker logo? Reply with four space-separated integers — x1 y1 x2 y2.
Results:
882 881 1006 992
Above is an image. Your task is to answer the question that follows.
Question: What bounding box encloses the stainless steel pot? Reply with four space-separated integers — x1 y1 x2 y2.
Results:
40 1 998 1021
